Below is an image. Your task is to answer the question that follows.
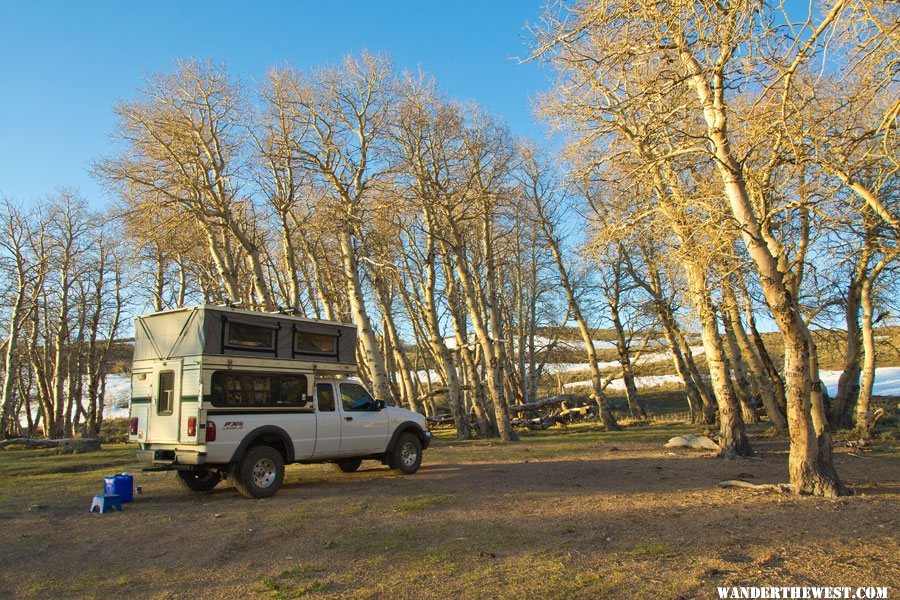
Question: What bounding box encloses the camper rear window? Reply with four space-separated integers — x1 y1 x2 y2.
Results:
225 322 276 351
294 331 337 355
210 372 310 408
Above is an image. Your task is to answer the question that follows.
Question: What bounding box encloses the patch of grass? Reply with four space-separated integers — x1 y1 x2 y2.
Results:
631 542 672 556
350 524 421 555
13 568 154 600
0 443 142 519
260 564 327 599
396 493 458 512
0 443 136 477
0 415 895 600
432 421 698 464
454 551 607 600
330 498 369 517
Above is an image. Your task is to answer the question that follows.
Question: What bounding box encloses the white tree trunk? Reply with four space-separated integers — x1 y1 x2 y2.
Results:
337 229 390 402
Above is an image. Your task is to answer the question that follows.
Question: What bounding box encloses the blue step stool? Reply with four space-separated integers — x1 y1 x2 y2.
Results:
90 493 122 513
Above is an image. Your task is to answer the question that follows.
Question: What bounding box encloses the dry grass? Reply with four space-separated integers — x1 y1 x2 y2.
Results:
0 424 898 599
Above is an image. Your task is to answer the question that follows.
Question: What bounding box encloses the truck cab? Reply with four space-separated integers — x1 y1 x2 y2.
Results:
129 306 431 498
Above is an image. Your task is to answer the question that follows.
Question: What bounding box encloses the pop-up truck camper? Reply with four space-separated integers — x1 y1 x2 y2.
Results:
129 305 431 498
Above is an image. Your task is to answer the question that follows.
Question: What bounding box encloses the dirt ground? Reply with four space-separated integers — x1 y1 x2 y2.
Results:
0 423 897 599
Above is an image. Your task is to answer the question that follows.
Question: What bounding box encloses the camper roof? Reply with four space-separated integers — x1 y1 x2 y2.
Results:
133 305 358 364
140 304 352 327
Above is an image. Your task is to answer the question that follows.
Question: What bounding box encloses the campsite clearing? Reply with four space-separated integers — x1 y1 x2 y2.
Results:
0 423 897 599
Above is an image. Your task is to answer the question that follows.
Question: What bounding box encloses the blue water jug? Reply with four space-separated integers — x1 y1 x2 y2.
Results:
104 473 134 503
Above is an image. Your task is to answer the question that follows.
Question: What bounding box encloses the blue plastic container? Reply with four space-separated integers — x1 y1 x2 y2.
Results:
104 473 134 503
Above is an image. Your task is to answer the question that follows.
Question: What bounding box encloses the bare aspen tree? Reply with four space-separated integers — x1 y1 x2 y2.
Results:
776 1 899 235
504 185 557 409
415 100 517 440
98 60 274 309
364 199 423 413
623 244 716 424
46 192 92 437
533 0 859 490
422 221 470 439
253 71 312 310
857 245 898 436
270 53 394 402
595 243 647 419
831 245 870 428
390 81 479 437
518 148 620 430
438 251 494 436
720 305 760 425
682 256 751 458
721 272 787 432
83 225 125 437
1 193 129 438
594 157 752 455
120 204 206 310
0 201 37 437
466 129 520 442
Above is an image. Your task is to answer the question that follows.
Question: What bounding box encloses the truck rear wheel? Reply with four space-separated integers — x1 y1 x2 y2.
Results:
334 458 363 473
391 432 422 474
234 445 284 499
175 469 222 493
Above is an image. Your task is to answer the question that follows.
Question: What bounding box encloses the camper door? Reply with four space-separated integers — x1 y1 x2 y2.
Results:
150 360 182 443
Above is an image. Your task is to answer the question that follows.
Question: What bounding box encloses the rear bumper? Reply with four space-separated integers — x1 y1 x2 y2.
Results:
136 448 207 466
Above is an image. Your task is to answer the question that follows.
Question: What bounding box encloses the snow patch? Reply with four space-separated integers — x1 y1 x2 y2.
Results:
18 373 133 426
562 367 900 397
819 367 900 398
563 374 683 391
414 345 705 383
532 335 617 351
104 374 132 419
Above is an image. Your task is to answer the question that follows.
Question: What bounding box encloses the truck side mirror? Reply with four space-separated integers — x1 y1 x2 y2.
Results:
374 400 385 410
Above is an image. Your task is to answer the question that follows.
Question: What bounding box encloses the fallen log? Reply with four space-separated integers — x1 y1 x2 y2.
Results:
425 414 455 426
0 438 101 453
419 385 472 401
559 406 592 418
718 480 791 493
508 394 581 413
510 416 565 430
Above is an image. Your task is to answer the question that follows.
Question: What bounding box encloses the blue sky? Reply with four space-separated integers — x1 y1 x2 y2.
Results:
0 1 552 206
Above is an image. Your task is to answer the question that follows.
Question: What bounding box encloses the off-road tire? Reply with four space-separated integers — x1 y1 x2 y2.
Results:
334 458 363 473
391 432 422 474
175 469 222 493
233 445 285 499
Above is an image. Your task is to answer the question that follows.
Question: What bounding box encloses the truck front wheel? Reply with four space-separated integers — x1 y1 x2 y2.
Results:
234 446 285 499
391 432 422 474
176 469 222 493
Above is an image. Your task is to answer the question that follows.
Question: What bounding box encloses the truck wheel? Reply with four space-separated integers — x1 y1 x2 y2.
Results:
234 446 284 499
391 433 422 474
334 458 363 473
175 469 222 493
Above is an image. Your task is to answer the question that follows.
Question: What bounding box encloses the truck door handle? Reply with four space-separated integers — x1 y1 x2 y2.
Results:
344 416 353 421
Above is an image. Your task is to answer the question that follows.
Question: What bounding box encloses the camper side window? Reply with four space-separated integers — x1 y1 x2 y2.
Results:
278 376 310 407
225 322 276 351
294 331 337 356
210 372 310 409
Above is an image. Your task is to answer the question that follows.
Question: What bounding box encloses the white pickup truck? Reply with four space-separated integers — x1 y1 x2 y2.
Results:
128 306 432 498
